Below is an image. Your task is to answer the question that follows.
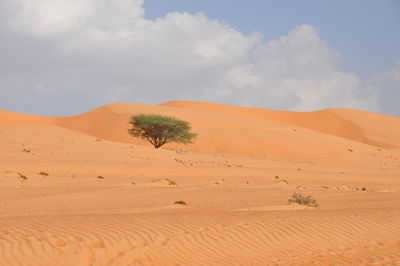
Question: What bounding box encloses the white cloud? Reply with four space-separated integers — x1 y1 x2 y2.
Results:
0 0 385 115
3 0 94 34
2 0 145 35
371 59 400 116
215 24 371 111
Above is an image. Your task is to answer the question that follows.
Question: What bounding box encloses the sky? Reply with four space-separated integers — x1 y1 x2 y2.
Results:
0 0 399 116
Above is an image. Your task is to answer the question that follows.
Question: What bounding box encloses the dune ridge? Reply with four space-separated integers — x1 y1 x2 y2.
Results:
2 101 399 162
0 110 53 125
160 101 400 148
3 101 400 153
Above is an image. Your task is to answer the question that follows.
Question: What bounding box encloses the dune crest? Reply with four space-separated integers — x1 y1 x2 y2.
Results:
0 110 53 125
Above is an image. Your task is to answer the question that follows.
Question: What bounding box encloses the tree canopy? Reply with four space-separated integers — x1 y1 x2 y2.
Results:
128 114 197 148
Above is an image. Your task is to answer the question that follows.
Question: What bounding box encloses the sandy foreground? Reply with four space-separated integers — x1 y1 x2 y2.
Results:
0 101 399 265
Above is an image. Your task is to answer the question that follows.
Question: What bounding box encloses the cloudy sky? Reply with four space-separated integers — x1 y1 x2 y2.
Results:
0 0 399 116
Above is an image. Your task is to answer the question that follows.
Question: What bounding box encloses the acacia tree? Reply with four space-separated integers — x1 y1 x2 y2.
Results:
128 114 197 148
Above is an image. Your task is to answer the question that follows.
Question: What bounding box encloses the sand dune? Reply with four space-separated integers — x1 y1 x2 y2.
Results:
3 101 400 152
0 102 399 265
50 101 400 162
0 110 53 125
160 101 400 148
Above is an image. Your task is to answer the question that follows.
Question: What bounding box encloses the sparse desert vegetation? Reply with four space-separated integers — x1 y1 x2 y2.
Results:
174 200 187 206
166 179 177 186
38 171 49 177
288 192 319 208
17 173 27 181
151 178 177 186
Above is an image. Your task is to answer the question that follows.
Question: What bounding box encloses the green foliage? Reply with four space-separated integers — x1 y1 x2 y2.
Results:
288 192 319 207
128 114 197 148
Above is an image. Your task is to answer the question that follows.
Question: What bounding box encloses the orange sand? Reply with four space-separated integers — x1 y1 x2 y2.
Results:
0 101 399 265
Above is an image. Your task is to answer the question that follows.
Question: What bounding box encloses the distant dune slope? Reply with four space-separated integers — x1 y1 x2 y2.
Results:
160 101 400 149
0 110 53 125
1 101 399 159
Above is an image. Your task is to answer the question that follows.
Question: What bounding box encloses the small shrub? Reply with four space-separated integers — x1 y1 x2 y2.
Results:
97 176 105 179
22 149 30 153
174 158 184 164
38 171 49 177
288 192 319 207
17 173 27 181
174 200 186 206
166 179 177 186
150 178 177 186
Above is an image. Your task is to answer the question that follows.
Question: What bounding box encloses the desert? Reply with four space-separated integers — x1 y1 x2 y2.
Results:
2 0 400 265
0 101 399 265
